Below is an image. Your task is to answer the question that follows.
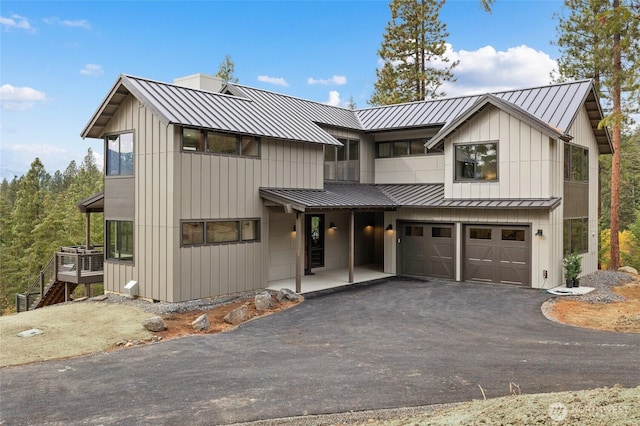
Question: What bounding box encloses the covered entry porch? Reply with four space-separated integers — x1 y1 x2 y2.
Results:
267 263 393 294
260 183 400 293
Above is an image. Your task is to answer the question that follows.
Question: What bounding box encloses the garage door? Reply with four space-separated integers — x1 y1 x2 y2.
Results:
464 225 530 286
401 223 455 279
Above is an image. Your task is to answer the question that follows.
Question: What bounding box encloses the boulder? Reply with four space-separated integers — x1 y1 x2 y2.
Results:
141 316 167 332
224 305 249 325
254 291 275 311
191 314 210 331
618 266 639 275
276 288 299 302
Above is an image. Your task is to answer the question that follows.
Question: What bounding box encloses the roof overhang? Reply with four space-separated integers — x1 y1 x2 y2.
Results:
77 191 104 213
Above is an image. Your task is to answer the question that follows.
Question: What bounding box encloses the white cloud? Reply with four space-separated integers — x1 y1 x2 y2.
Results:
44 17 91 30
0 84 47 110
324 90 346 108
80 64 103 76
440 44 557 97
308 75 347 86
257 75 289 87
0 14 32 31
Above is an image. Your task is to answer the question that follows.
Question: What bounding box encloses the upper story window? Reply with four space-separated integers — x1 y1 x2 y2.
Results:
182 128 260 158
376 139 442 158
455 142 498 182
564 143 589 182
325 138 359 182
106 132 134 176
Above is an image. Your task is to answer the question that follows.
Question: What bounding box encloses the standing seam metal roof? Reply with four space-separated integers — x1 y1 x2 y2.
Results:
82 75 610 153
259 183 561 211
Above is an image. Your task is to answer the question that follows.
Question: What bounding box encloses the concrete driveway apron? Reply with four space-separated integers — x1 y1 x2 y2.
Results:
1 278 639 425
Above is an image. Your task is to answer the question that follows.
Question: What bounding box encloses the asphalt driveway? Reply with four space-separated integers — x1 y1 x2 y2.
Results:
1 278 639 425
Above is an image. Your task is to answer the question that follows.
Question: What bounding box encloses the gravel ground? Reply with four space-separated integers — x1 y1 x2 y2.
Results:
97 289 271 315
569 270 635 303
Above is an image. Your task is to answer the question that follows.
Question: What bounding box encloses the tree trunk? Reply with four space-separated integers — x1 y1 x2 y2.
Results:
609 0 621 270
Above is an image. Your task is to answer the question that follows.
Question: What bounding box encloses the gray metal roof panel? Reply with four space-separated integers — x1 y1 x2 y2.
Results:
260 183 559 211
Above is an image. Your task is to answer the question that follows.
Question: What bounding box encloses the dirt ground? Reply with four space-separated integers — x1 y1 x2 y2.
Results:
546 280 640 333
2 277 639 424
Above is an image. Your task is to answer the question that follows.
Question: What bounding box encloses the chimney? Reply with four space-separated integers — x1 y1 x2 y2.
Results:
173 73 224 92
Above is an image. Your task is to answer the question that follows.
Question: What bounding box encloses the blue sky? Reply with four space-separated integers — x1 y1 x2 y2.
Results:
0 0 565 179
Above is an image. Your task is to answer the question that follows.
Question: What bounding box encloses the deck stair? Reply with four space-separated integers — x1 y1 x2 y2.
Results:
15 246 104 313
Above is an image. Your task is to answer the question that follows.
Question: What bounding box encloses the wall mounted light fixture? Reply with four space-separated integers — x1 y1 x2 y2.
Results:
293 225 296 232
386 224 393 231
535 229 543 237
329 222 338 230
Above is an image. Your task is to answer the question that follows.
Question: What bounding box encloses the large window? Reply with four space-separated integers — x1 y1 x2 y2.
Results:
182 128 260 157
564 143 589 182
106 221 134 262
455 143 498 181
564 218 588 254
376 139 442 158
182 219 260 246
325 138 359 182
106 133 134 176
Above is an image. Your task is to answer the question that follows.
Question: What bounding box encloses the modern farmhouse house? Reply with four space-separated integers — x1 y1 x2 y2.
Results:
80 73 611 302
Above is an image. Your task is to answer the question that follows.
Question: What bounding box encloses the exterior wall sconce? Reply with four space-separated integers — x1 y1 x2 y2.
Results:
386 224 393 231
329 222 338 230
293 225 296 232
535 229 543 236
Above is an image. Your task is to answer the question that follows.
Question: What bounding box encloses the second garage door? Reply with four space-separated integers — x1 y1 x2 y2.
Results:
464 225 530 286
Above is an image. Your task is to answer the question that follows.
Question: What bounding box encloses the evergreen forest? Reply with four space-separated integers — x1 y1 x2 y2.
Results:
0 149 103 314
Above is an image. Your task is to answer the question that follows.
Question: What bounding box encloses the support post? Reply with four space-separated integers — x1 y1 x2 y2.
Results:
39 271 45 298
65 283 70 302
295 212 304 293
349 210 354 283
85 212 91 250
76 253 81 281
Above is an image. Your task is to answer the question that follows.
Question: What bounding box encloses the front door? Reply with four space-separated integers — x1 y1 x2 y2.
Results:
305 214 324 274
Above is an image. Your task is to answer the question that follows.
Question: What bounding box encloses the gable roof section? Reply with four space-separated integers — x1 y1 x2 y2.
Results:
81 74 343 146
260 183 560 212
357 79 612 154
425 94 568 149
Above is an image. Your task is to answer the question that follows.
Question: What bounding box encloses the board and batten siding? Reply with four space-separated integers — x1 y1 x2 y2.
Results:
444 106 558 200
101 94 177 302
565 105 600 276
375 155 445 184
176 135 325 301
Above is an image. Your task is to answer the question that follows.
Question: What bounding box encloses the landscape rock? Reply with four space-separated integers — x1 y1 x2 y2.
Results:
254 291 275 311
191 314 210 331
618 266 639 275
141 316 167 332
224 305 249 325
72 297 88 303
276 288 299 302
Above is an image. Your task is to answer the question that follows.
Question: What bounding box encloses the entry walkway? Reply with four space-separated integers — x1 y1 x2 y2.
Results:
267 263 393 294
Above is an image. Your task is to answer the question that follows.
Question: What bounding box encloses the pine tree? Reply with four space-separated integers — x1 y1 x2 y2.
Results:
369 0 458 105
553 0 640 269
215 54 239 84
